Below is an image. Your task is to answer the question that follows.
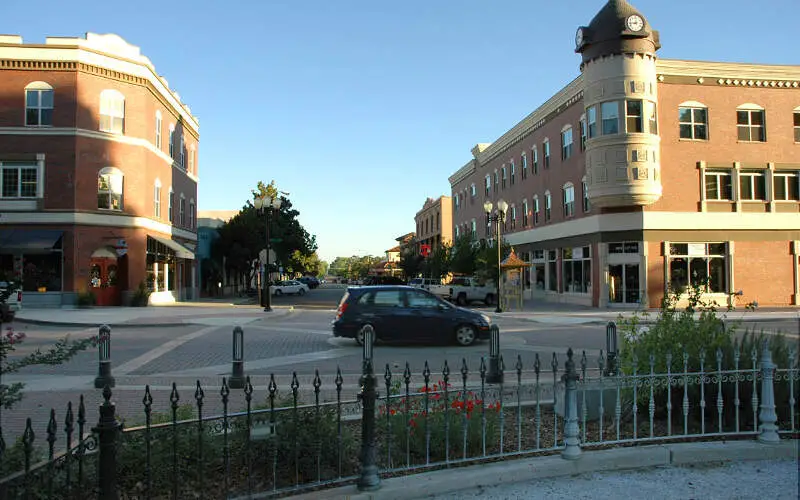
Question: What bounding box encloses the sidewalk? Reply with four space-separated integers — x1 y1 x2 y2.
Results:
13 301 294 327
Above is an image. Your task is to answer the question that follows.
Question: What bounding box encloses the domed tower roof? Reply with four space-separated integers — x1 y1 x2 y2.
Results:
575 0 660 63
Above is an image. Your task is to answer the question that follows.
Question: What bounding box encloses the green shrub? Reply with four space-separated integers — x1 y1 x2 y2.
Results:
130 281 151 307
75 290 96 307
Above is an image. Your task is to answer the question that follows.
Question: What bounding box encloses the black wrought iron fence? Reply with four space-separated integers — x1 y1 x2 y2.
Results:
0 332 797 499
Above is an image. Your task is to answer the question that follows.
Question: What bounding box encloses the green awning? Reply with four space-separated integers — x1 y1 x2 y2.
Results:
0 229 63 253
149 235 195 260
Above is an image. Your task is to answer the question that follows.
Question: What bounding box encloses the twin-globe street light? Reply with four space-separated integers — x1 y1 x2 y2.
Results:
483 199 508 314
254 193 282 312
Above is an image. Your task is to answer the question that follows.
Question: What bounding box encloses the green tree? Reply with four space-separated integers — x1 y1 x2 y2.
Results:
474 238 510 284
399 247 424 280
421 242 451 281
449 234 478 276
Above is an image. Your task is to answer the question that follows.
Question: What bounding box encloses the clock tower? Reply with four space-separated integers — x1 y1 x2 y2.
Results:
575 0 663 208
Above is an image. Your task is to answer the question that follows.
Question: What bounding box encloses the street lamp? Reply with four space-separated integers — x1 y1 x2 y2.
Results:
483 199 508 313
254 193 282 312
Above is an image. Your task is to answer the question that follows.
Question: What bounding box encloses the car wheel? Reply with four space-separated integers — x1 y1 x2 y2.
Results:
454 325 476 346
275 289 283 296
456 293 468 306
298 288 306 296
484 294 494 306
355 324 376 346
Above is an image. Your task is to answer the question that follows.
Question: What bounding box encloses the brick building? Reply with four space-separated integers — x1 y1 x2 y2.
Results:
449 0 799 309
414 196 452 257
0 33 199 307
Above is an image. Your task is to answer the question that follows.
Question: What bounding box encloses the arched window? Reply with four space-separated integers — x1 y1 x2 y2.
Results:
168 124 175 158
25 82 54 126
522 199 529 227
532 195 540 225
168 187 174 221
562 182 575 217
154 178 162 218
561 125 573 160
582 176 591 212
98 167 124 210
99 90 125 134
179 193 186 226
736 103 766 142
544 191 552 222
155 111 163 149
678 100 708 140
189 198 196 229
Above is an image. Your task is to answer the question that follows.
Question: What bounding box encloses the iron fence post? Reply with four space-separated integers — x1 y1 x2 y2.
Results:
357 325 380 491
94 385 121 500
94 325 115 389
486 325 504 384
757 339 780 444
605 322 618 377
229 326 246 389
561 348 582 460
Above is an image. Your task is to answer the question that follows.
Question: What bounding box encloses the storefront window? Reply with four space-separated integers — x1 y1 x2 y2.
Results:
547 250 558 292
668 243 727 293
1 245 63 292
562 246 592 294
146 237 177 292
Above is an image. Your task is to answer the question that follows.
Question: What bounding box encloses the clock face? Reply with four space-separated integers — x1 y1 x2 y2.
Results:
575 28 584 48
626 14 644 32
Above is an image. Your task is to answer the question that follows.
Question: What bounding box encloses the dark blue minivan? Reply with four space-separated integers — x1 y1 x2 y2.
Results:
332 285 491 346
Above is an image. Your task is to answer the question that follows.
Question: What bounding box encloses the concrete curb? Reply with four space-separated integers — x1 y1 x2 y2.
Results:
283 439 798 500
13 307 294 328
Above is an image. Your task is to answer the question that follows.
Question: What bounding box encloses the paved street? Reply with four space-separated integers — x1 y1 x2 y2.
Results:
3 286 798 442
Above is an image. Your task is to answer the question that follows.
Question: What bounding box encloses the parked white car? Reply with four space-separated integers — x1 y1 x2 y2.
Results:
269 280 309 296
0 281 22 321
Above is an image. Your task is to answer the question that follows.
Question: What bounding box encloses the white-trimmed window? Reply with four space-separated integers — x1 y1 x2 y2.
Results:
454 193 460 212
154 179 162 218
739 170 766 200
501 166 507 189
543 139 550 168
587 106 597 138
470 219 477 239
99 90 125 134
625 100 643 133
533 196 540 225
510 161 516 185
189 146 195 174
155 111 162 149
179 134 186 168
705 171 733 201
793 108 800 143
97 167 124 210
470 183 476 197
168 188 174 221
647 101 658 134
522 199 529 227
562 246 591 294
510 205 517 230
179 194 186 226
544 191 552 222
169 125 175 158
0 161 39 198
601 101 620 135
736 104 766 142
774 172 800 201
579 115 587 150
521 154 528 180
561 126 573 160
668 243 727 293
532 147 539 175
189 199 196 229
484 175 491 196
679 102 708 140
563 183 575 217
25 82 54 126
582 178 590 212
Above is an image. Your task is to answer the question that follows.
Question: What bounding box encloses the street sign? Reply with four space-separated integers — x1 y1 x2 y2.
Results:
270 238 283 243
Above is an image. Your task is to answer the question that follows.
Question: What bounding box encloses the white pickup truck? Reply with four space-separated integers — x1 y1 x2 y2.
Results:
0 281 22 322
446 276 496 306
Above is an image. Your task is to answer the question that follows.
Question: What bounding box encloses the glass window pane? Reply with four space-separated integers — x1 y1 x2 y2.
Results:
721 175 732 200
740 176 753 199
678 107 692 123
755 126 765 142
737 126 750 141
774 176 787 200
694 124 707 140
689 257 708 287
750 111 763 125
708 258 726 293
794 113 800 127
26 90 39 107
755 175 766 199
736 110 749 125
40 90 54 108
669 257 688 290
40 108 53 126
693 108 707 123
98 193 110 209
601 101 619 135
705 175 719 199
789 177 799 200
679 124 693 139
670 243 688 255
26 109 39 126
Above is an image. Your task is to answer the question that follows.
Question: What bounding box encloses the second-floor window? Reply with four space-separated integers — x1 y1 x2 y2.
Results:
587 106 597 138
532 147 539 175
544 192 552 222
155 111 162 149
522 199 529 227
739 171 766 200
580 118 587 150
1 161 38 198
179 196 186 226
99 90 125 134
533 196 540 225
582 179 590 212
521 154 528 180
563 184 575 217
25 82 54 126
543 140 550 169
97 167 123 210
774 172 800 201
189 146 195 174
179 135 185 167
510 205 516 230
169 126 175 158
601 101 620 135
793 111 800 143
625 100 643 133
168 189 174 221
510 161 516 185
679 105 708 140
705 171 732 200
736 107 766 142
154 181 161 218
189 200 196 229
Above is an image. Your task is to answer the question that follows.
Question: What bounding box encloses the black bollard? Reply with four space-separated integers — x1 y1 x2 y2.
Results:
486 325 504 384
94 325 115 389
605 321 618 377
94 385 121 500
357 325 380 491
229 326 246 389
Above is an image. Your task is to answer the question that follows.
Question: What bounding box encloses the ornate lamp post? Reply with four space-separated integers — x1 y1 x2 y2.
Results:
483 199 508 313
254 193 282 312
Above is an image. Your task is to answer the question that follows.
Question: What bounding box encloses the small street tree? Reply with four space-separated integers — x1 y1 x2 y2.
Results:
421 242 451 281
449 234 479 276
399 248 424 280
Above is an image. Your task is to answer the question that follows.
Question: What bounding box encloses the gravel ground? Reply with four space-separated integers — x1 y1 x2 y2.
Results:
428 459 799 500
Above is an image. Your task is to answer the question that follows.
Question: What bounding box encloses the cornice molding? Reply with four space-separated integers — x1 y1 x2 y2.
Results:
0 126 199 183
656 59 800 88
0 43 199 134
0 211 197 241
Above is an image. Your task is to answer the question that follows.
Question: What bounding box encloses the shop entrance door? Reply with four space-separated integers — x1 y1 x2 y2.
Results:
609 264 640 304
89 257 121 306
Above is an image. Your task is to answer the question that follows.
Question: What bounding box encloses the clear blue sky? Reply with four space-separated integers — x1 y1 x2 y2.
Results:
4 0 798 263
